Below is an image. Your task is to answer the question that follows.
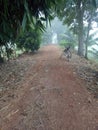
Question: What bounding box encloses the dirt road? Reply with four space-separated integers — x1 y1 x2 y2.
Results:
0 45 98 130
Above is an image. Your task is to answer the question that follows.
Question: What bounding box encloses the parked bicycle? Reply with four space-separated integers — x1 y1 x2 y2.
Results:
60 46 72 61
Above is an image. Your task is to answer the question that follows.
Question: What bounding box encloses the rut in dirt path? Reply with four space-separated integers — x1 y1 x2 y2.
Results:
0 45 98 130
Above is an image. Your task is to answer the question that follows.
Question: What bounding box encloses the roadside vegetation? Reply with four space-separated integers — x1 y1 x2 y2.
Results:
0 0 98 63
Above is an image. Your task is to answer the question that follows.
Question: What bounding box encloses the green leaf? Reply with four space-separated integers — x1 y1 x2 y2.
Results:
40 17 46 21
22 13 27 31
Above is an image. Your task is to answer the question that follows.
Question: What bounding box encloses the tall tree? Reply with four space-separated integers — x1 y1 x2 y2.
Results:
84 7 98 59
56 0 97 56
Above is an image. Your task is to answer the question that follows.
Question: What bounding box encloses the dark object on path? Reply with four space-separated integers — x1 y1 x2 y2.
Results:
60 46 72 61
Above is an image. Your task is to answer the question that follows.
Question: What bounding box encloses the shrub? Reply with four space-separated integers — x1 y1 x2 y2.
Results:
17 30 41 53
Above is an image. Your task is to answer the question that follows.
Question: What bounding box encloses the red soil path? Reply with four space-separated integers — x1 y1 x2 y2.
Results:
0 45 98 130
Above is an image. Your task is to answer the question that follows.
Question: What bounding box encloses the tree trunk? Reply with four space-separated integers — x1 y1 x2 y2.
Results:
78 22 84 56
77 1 84 56
85 42 88 59
85 14 92 59
85 26 90 59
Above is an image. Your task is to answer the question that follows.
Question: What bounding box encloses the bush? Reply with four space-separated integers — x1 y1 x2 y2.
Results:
59 40 75 49
17 30 41 53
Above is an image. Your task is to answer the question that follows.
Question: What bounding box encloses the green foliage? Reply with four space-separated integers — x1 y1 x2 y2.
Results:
0 0 58 44
17 29 42 52
1 0 97 60
56 0 97 56
0 0 59 60
60 40 75 49
59 27 77 49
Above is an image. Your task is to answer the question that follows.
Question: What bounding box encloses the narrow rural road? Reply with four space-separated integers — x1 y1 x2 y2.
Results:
0 45 98 130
